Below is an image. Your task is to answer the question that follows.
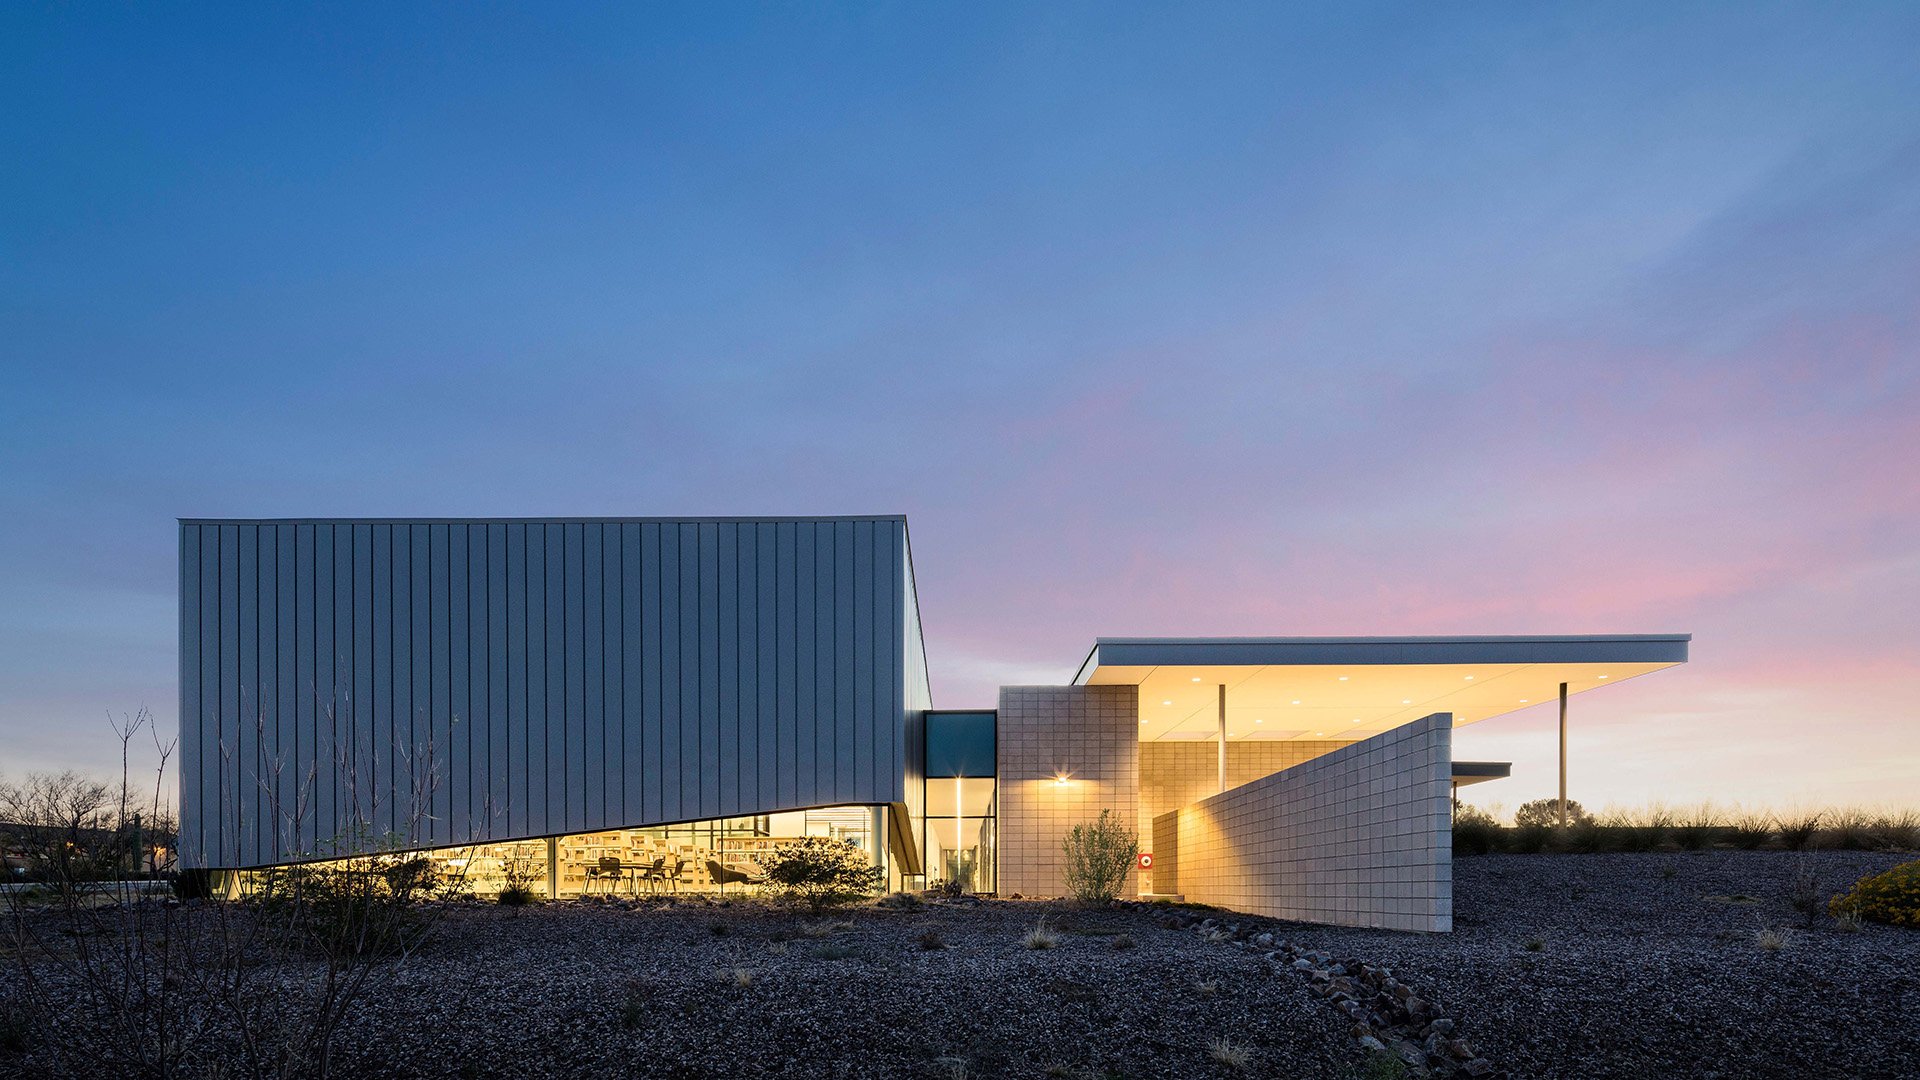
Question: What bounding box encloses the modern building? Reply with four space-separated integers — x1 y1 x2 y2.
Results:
178 515 1688 930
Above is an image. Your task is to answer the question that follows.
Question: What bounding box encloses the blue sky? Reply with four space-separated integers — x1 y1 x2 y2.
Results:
3 4 1918 809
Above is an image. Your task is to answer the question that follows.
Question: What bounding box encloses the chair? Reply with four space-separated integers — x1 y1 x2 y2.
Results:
705 859 765 894
594 856 625 895
663 856 686 893
634 855 665 894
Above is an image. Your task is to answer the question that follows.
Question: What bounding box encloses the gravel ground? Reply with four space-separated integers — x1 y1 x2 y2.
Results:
10 852 1916 1078
325 898 1358 1080
1274 851 1920 1080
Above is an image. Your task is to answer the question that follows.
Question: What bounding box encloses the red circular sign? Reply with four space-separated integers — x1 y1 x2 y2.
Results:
1137 852 1153 869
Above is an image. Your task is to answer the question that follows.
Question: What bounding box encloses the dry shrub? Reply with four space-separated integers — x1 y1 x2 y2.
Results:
1021 919 1061 950
1725 808 1775 849
4 702 469 1080
1206 1037 1250 1071
1778 811 1824 852
1061 810 1137 902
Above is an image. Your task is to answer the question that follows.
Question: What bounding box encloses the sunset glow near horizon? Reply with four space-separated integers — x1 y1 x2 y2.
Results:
2 6 1916 812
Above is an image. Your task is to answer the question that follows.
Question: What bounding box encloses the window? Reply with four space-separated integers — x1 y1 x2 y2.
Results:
233 806 890 900
923 710 996 893
926 711 995 777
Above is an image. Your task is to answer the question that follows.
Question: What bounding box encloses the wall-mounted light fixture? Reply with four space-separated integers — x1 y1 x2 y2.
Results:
1053 771 1072 786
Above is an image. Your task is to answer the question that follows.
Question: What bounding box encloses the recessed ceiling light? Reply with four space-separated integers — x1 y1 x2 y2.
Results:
1191 677 1202 682
1464 675 1475 681
1351 718 1361 723
1291 699 1301 705
1315 731 1325 736
1255 717 1263 724
1401 699 1411 705
1162 700 1173 706
1139 718 1149 724
1338 676 1349 681
1519 699 1529 703
1598 674 1609 680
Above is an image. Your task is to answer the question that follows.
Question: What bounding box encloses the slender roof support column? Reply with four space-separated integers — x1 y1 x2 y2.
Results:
1558 681 1569 828
1218 684 1228 794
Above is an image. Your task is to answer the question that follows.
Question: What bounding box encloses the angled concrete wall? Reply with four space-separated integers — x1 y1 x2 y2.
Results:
1153 713 1453 932
178 517 927 869
1139 739 1355 868
995 685 1139 897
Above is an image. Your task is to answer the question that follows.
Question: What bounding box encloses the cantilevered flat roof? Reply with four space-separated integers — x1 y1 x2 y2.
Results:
1076 635 1690 677
1074 634 1689 743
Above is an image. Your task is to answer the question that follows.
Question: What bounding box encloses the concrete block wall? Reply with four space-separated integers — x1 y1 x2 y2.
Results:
996 685 1139 897
1153 713 1453 932
1139 740 1352 878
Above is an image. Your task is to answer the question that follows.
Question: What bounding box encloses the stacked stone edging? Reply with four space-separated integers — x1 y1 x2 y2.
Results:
1149 907 1502 1079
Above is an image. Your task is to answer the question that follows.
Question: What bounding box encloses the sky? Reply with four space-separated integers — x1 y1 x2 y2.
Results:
3 4 1917 815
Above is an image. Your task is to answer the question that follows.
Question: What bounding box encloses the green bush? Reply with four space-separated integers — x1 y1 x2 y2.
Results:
1514 798 1593 829
1451 805 1501 856
1060 809 1137 902
1828 859 1920 928
251 849 458 957
1509 822 1551 853
1565 818 1606 853
761 837 883 912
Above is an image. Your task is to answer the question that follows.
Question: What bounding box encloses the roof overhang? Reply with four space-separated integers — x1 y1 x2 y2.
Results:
1451 761 1513 788
1074 635 1689 742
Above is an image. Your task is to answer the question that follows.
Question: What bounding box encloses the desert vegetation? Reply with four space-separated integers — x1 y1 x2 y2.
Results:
1278 847 1917 1078
5 709 1914 1078
2 706 471 1079
1060 808 1139 902
1827 857 1920 927
16 895 1365 1079
1452 801 1920 856
759 835 886 912
1 709 178 890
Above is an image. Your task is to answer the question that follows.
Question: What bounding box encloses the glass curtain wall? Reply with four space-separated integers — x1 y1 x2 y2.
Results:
923 711 997 894
229 805 888 900
545 807 882 897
